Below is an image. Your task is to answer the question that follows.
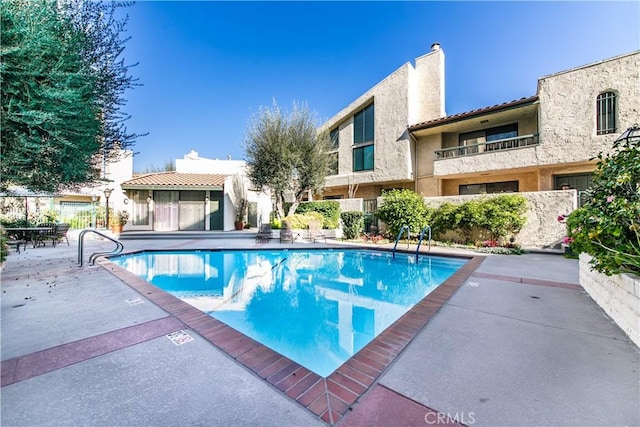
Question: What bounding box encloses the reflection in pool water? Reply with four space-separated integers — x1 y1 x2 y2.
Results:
112 249 466 377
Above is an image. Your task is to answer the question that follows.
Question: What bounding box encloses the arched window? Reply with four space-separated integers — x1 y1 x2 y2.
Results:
596 92 616 135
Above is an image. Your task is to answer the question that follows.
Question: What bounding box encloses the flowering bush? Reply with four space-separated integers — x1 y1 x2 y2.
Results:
557 214 574 247
566 129 639 275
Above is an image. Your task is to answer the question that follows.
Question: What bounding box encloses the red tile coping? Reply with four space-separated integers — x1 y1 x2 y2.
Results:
1 316 184 387
472 271 582 290
339 384 465 426
98 252 484 425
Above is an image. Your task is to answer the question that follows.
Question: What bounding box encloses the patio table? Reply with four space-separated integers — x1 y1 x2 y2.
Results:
4 227 54 248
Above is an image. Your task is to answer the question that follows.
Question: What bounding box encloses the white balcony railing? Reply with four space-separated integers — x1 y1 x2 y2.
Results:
435 134 539 159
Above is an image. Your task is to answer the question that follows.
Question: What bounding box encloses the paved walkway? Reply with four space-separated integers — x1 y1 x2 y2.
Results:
1 233 638 426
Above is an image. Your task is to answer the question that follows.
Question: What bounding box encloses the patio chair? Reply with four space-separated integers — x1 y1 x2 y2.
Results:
308 219 326 243
54 223 70 246
5 231 24 253
36 222 57 247
279 221 295 243
255 223 273 243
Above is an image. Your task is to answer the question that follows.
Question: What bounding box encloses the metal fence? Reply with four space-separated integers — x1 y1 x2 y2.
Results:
0 197 110 229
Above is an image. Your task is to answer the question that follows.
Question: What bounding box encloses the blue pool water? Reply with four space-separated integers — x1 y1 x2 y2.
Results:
111 249 466 377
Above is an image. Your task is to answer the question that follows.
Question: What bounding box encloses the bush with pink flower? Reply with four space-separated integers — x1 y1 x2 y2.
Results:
566 127 639 275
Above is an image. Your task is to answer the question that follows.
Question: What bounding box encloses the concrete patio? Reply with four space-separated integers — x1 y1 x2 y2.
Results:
1 232 638 426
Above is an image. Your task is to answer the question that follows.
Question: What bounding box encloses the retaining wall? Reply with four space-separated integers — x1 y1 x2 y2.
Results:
579 253 640 348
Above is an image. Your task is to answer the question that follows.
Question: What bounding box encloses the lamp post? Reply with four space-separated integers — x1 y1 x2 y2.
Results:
103 188 113 229
91 195 97 228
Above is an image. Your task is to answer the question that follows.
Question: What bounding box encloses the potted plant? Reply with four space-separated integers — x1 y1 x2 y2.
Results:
235 199 247 230
232 173 248 230
110 210 129 233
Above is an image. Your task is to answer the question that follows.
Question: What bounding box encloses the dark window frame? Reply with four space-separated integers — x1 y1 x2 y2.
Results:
328 152 339 175
354 103 374 145
596 91 617 135
330 128 339 149
459 180 519 195
353 143 374 172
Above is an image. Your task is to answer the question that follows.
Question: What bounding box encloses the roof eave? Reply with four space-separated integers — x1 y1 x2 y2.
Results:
121 184 224 191
408 96 539 132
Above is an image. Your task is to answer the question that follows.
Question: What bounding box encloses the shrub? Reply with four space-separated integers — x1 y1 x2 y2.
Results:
341 211 365 240
0 228 8 263
376 189 431 238
282 212 324 230
567 132 640 275
430 202 458 239
476 195 527 240
428 195 528 244
295 201 340 229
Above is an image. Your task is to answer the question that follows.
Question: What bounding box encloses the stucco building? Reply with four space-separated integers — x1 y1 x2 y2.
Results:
317 47 638 206
120 150 271 231
410 50 639 200
318 43 446 210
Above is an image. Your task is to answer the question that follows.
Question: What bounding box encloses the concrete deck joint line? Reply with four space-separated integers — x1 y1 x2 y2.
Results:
472 271 581 290
1 316 185 387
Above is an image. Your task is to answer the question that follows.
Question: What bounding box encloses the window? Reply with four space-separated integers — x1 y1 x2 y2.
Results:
353 144 374 171
459 180 518 195
328 152 338 175
330 128 339 148
354 103 374 144
459 123 518 153
596 92 616 135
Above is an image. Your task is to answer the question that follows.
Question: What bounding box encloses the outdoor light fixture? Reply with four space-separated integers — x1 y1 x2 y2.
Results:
614 123 640 145
103 188 113 228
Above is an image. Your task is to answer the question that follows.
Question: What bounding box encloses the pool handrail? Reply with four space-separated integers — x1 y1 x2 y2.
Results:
392 225 410 259
77 229 124 266
416 225 432 262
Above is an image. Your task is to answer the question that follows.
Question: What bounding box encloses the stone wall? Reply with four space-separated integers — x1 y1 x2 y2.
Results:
579 254 640 348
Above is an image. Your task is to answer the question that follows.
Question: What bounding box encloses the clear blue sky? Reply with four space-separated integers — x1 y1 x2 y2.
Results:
120 1 640 172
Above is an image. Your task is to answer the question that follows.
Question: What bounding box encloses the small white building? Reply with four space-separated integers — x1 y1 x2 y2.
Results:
120 150 271 231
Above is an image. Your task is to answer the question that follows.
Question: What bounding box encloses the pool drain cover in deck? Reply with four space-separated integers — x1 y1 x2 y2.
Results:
167 330 193 345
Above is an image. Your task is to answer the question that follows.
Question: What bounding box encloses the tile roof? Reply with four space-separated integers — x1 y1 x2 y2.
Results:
408 96 539 132
121 172 228 189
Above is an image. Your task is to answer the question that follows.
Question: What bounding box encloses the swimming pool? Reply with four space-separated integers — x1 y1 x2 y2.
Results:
111 249 466 377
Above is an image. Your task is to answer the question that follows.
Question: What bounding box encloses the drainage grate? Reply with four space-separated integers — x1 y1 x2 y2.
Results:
166 330 193 346
126 298 145 306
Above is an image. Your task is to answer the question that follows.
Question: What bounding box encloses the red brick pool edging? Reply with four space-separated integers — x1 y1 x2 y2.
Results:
100 252 485 425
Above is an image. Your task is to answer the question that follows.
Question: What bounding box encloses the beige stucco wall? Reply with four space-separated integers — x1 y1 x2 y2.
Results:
322 46 445 192
537 51 640 164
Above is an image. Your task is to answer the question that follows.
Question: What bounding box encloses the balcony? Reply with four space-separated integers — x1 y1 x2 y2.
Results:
435 134 539 159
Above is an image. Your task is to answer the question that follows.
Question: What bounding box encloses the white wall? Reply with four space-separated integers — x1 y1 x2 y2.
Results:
580 254 640 348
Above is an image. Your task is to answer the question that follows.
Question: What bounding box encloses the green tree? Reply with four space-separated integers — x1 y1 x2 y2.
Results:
1 0 142 192
244 102 332 218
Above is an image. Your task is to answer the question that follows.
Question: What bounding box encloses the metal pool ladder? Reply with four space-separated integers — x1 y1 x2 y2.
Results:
416 225 432 262
77 229 124 266
392 225 410 259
